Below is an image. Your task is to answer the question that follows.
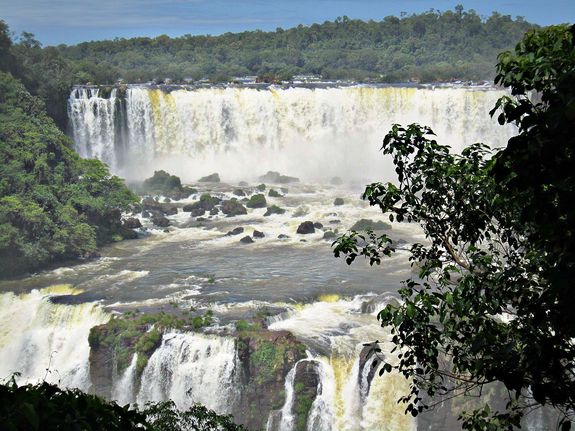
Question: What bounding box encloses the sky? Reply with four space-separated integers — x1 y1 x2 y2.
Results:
1 0 574 46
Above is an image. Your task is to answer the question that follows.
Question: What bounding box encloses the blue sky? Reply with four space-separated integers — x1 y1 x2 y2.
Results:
2 0 574 46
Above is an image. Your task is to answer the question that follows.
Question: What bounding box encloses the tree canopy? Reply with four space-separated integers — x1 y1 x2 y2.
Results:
0 72 138 277
334 24 575 430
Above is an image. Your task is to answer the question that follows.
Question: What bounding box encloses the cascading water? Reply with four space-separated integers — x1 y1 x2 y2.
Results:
112 352 139 406
136 332 239 412
0 285 109 390
68 85 515 182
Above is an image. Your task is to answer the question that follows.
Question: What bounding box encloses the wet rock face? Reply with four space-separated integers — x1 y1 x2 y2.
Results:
292 361 321 431
234 331 306 430
240 235 254 244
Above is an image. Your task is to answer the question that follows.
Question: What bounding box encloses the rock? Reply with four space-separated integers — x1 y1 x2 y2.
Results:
240 235 254 244
191 207 205 217
258 170 300 184
233 189 246 197
246 194 267 209
141 210 152 219
253 230 265 238
123 217 142 229
198 173 220 182
183 194 221 214
334 197 345 206
152 215 170 227
238 181 248 186
256 183 266 191
163 197 171 203
268 189 282 198
280 187 289 194
292 361 321 429
209 207 219 215
297 221 315 234
323 231 336 240
163 228 170 233
329 219 341 224
330 176 343 185
350 219 392 231
264 205 286 216
313 222 323 229
226 227 245 236
142 196 164 212
278 234 290 239
221 199 248 217
164 206 178 216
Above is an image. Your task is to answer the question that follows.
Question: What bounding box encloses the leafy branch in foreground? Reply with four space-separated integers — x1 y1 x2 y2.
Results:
334 24 575 430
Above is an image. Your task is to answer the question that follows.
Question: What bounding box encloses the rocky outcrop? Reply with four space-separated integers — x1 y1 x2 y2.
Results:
221 199 248 217
234 330 306 430
258 171 300 184
253 230 265 238
240 236 254 244
226 227 245 236
122 217 142 229
296 221 315 234
264 205 286 216
198 173 220 182
350 218 391 231
152 215 170 227
246 194 267 209
333 197 344 206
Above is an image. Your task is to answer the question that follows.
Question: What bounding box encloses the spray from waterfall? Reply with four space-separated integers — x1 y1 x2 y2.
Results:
69 86 515 183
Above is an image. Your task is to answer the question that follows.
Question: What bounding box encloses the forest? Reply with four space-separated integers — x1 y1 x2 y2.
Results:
2 7 536 129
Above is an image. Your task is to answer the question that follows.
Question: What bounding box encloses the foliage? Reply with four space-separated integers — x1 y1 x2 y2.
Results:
0 72 137 277
333 25 575 430
89 310 214 374
50 7 534 85
144 400 249 431
0 378 148 431
0 379 248 431
246 194 267 209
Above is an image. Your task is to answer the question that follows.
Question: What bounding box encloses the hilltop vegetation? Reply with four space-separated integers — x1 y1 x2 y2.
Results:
0 72 138 277
1 7 535 127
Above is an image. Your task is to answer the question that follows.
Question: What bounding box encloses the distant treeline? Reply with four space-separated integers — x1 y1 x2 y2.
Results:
2 7 535 127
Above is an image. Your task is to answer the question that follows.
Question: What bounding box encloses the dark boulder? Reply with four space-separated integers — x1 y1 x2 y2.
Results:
123 217 142 229
233 189 246 197
268 189 282 198
198 173 220 182
297 221 315 234
350 219 391 231
264 205 286 216
256 183 266 191
278 234 290 239
226 227 245 236
253 230 265 238
313 222 323 229
246 194 267 209
240 235 254 244
152 215 170 227
191 207 205 217
209 207 219 216
164 206 178 216
333 198 344 206
221 199 248 217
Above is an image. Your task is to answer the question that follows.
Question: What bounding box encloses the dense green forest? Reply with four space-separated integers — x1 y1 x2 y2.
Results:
0 23 138 276
1 7 535 128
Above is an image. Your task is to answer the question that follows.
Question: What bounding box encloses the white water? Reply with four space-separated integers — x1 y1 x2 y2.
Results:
136 332 239 412
268 295 417 431
112 352 139 406
69 86 514 182
0 285 109 390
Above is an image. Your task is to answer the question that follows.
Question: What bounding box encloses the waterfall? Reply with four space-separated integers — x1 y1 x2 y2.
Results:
0 286 109 390
112 352 139 406
68 85 515 182
277 363 297 431
136 332 239 412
